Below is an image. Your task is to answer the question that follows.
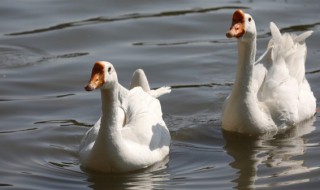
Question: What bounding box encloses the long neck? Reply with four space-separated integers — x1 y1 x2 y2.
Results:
232 37 256 97
95 83 121 148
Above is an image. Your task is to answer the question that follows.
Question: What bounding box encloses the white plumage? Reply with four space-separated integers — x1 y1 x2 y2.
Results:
79 61 171 173
222 10 316 135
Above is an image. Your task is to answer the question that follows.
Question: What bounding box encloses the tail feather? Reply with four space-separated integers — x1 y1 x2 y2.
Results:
270 22 282 43
149 86 171 98
130 69 151 92
294 31 313 44
269 22 312 83
130 69 171 98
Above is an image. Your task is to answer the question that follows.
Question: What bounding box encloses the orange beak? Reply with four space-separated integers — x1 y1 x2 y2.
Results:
84 62 105 91
226 9 246 38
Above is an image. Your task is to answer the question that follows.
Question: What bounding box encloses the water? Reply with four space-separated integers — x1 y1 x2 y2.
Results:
0 0 320 189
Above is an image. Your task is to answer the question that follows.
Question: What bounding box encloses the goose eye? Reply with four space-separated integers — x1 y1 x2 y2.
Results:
108 67 112 73
248 17 252 22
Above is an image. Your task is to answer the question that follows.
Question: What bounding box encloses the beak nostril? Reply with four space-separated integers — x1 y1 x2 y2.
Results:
85 84 94 91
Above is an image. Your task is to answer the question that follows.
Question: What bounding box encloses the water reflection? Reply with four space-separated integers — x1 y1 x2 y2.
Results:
85 157 169 190
223 118 317 189
33 118 170 190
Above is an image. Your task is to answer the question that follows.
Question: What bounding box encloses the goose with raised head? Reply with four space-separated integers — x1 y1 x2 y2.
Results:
80 61 171 173
222 9 316 135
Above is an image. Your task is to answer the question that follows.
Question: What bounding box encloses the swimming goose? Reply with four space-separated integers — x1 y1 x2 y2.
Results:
222 9 316 135
79 61 171 173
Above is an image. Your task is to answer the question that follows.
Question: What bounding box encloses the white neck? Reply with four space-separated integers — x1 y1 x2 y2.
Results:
94 83 122 150
222 36 263 132
232 37 256 98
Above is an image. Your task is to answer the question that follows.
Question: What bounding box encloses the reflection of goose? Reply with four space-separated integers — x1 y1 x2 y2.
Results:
86 157 169 190
80 61 171 173
223 118 316 189
222 10 316 135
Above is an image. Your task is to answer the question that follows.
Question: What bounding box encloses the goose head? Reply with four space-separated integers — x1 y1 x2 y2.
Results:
226 9 256 42
85 61 117 91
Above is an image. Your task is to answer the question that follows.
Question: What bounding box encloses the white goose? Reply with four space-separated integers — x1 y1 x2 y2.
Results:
79 61 171 173
222 9 316 135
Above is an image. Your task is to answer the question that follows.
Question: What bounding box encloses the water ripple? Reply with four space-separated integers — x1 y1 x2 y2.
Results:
133 21 320 47
35 119 93 128
6 6 249 36
0 45 88 69
259 22 320 39
280 22 320 33
0 184 13 187
162 82 233 89
0 127 38 134
133 39 233 47
306 68 320 74
0 93 76 102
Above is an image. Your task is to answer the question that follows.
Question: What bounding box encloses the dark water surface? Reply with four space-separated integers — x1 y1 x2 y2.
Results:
0 0 320 189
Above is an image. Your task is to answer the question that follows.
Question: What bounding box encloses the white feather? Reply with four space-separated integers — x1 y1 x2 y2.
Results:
222 11 316 135
79 62 171 173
